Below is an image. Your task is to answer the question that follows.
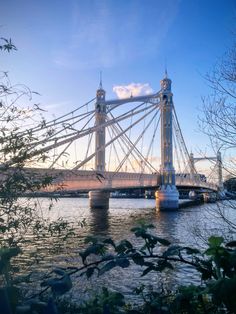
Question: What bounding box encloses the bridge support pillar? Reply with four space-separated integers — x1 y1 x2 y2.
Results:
156 72 179 210
155 185 179 210
89 190 110 209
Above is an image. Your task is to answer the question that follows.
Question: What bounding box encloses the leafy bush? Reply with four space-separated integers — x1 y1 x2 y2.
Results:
35 223 236 313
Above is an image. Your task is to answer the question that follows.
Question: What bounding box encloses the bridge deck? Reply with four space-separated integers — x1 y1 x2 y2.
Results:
2 168 217 192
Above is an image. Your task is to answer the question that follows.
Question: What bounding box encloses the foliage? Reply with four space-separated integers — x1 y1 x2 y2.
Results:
199 39 236 240
200 42 236 152
199 41 236 192
224 177 236 192
2 220 235 313
0 38 17 52
29 223 236 313
77 287 125 314
0 37 76 313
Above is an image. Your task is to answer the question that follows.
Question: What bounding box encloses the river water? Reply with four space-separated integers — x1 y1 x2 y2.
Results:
18 198 236 301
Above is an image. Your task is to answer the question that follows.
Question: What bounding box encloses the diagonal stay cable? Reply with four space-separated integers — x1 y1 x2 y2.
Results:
113 107 160 174
11 97 96 138
0 102 158 169
109 114 159 174
143 114 161 173
26 101 156 152
106 125 122 170
72 103 158 171
108 124 137 172
108 106 160 174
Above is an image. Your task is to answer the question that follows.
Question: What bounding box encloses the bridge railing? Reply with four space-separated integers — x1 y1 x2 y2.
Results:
4 167 218 192
175 176 218 191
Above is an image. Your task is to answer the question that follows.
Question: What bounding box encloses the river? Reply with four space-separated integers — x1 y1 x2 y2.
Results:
17 198 236 301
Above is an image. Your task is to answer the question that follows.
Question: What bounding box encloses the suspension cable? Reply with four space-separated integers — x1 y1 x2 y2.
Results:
108 110 159 173
107 125 122 170
173 105 191 161
173 118 190 173
173 131 183 173
143 114 161 173
26 101 157 153
109 124 138 172
12 97 96 138
113 108 160 174
72 104 158 171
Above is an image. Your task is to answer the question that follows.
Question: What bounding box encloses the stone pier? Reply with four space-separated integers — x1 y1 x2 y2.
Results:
155 185 179 210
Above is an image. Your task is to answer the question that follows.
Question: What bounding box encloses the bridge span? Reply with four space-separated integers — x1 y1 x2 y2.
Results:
16 167 218 193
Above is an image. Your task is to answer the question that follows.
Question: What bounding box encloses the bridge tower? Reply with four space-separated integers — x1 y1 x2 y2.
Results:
155 72 179 210
95 79 106 171
89 79 110 209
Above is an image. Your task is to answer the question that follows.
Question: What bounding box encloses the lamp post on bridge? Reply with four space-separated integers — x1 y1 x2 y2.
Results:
89 80 110 209
155 72 179 210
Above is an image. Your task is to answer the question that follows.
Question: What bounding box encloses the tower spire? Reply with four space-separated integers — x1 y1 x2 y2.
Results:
96 71 106 101
99 71 103 89
164 58 168 78
164 66 168 79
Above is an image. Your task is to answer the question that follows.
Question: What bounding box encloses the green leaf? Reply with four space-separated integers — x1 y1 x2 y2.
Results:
0 247 21 260
162 245 182 257
209 277 236 312
141 266 154 276
0 286 19 312
226 241 236 247
122 240 133 249
205 246 226 257
41 274 72 296
208 236 224 248
80 243 106 263
154 236 171 246
0 247 21 273
84 236 98 244
132 253 145 265
86 267 95 278
183 247 200 255
205 247 217 256
115 240 133 254
103 238 116 248
199 267 213 280
99 261 116 276
116 257 130 268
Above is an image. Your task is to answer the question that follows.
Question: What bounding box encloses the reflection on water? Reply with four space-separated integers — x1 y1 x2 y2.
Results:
90 207 110 234
12 198 236 299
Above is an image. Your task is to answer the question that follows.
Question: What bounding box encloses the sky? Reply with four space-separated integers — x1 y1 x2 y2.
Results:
1 0 235 168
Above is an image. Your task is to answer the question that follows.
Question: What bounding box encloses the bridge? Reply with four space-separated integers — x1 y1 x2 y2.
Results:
0 72 223 210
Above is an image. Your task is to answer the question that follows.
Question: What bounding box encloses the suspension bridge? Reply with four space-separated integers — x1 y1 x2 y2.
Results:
1 72 223 210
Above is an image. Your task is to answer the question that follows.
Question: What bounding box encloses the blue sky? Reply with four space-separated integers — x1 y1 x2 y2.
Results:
1 0 235 160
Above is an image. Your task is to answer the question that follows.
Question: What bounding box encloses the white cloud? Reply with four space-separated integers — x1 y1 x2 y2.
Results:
113 83 153 99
